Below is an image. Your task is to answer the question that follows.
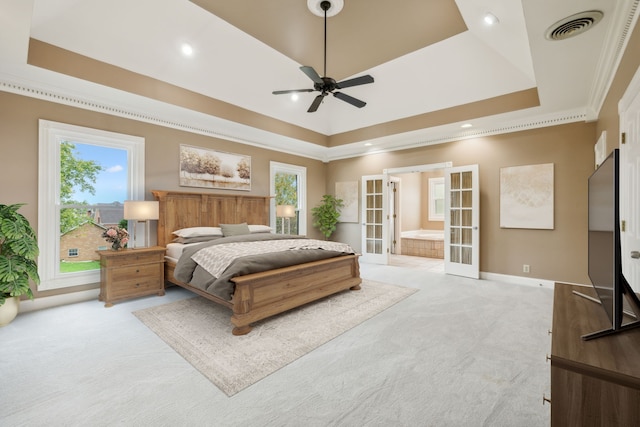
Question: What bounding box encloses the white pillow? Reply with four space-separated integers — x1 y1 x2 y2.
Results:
172 227 223 238
248 224 273 233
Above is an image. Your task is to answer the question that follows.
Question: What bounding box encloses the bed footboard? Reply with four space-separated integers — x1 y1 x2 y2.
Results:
164 255 361 335
230 254 361 335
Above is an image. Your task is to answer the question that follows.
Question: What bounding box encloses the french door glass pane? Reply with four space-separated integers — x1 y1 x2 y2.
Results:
449 170 475 267
365 178 384 254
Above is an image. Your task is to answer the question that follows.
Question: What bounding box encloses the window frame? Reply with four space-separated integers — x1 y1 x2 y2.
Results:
38 120 145 290
269 161 306 236
428 177 445 222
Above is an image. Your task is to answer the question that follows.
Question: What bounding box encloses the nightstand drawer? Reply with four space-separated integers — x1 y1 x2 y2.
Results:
103 251 163 268
110 264 163 289
109 275 162 298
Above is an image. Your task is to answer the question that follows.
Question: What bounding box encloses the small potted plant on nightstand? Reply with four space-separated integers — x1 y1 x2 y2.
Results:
0 203 39 326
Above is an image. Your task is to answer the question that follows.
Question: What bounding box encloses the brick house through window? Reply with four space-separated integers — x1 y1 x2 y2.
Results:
59 222 109 262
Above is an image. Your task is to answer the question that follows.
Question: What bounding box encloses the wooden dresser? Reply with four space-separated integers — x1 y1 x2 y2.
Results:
97 246 165 307
550 283 640 426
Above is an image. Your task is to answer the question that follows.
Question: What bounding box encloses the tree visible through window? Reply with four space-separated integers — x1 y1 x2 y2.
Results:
275 172 298 234
270 162 306 236
59 141 103 235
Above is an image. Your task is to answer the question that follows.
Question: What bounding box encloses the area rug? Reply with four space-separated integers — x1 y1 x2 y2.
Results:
133 280 417 396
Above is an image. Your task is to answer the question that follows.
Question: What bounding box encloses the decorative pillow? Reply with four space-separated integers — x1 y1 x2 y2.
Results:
248 224 273 233
220 223 251 236
172 235 223 244
172 227 223 238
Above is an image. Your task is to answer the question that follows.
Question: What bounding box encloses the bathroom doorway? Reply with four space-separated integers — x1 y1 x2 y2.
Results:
388 164 447 271
361 161 479 278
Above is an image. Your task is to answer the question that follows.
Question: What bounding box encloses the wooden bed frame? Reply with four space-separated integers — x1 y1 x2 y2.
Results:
152 190 361 335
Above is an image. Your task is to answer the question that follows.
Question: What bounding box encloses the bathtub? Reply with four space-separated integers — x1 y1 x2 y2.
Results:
400 230 444 259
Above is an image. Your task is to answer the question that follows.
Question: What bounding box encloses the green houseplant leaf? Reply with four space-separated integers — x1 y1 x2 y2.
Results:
0 204 39 306
311 195 344 240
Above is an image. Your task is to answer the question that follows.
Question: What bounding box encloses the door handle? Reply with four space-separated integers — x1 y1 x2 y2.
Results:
632 251 640 259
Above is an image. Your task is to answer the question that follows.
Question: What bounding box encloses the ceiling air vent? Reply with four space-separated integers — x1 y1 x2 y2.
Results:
545 10 604 41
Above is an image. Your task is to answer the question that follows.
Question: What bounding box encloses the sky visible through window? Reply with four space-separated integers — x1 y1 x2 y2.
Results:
71 142 128 204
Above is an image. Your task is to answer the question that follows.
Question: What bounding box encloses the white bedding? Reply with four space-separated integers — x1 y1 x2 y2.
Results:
166 242 187 262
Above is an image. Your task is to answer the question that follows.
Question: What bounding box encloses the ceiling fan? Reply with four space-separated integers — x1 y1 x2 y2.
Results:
272 0 374 113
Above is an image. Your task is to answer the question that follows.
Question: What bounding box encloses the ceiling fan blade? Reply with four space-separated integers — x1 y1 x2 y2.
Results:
300 66 324 84
307 94 325 113
272 89 314 95
333 92 366 108
336 75 374 89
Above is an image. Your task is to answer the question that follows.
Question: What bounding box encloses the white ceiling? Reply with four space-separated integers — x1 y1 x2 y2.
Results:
0 0 638 160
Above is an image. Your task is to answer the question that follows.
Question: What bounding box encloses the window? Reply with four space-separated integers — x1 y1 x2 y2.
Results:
428 177 445 221
38 120 145 290
270 162 306 235
68 249 78 257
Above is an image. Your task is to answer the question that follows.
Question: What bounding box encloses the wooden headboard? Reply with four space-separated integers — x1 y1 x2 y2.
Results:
152 190 270 247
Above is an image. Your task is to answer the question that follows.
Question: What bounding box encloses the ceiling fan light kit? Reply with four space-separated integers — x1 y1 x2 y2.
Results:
273 0 374 113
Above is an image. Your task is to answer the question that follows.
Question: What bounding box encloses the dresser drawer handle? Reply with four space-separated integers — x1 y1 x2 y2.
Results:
136 283 140 287
136 269 139 273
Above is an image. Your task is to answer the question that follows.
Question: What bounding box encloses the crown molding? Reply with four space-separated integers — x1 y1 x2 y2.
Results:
1 71 588 164
587 0 640 119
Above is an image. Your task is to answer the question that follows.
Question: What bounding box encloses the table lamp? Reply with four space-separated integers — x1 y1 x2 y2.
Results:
123 200 159 248
276 205 296 234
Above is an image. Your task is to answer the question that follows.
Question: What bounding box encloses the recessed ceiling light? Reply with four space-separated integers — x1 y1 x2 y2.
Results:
181 43 194 56
364 142 373 146
291 93 299 102
461 123 473 128
484 13 499 26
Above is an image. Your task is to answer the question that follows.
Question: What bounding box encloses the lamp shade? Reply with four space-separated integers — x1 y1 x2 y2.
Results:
276 205 296 218
123 200 159 220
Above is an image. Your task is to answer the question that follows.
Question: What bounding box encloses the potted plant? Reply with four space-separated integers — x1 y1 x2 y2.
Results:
311 194 344 240
0 203 39 326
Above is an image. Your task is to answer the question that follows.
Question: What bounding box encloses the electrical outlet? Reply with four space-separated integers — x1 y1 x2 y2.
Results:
523 264 530 273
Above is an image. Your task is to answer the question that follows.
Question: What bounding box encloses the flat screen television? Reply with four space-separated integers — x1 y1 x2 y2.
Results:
583 148 640 340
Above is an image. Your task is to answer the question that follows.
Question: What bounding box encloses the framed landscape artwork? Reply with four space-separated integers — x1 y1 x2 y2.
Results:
500 163 554 229
179 144 251 191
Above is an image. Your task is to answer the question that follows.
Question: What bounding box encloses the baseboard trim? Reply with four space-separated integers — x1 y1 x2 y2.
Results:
19 289 101 313
480 272 556 289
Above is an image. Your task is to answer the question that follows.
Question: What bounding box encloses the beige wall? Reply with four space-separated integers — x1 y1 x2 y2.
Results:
389 170 446 233
329 122 597 284
0 91 327 299
393 172 421 231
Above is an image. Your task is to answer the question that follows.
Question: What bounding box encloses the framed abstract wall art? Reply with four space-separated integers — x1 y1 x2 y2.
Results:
500 163 554 229
335 181 358 223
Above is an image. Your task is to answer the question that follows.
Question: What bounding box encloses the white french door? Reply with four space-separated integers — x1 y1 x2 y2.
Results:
444 165 480 279
619 66 640 293
360 175 389 264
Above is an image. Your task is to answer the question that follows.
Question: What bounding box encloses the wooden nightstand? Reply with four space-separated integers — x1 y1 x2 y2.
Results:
97 246 165 307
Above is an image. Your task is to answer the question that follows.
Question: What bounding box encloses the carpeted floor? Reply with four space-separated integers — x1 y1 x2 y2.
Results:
0 259 554 426
133 280 417 396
